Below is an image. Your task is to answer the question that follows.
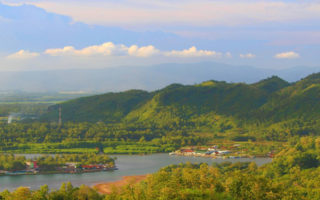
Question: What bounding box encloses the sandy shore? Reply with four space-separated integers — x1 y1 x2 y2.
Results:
93 174 147 194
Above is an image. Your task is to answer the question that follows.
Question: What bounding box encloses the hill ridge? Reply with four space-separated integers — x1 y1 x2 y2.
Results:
40 73 320 126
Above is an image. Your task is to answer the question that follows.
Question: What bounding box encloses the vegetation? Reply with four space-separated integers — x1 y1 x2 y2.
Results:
0 154 115 172
0 183 104 200
0 136 319 199
0 121 204 154
0 154 26 171
34 154 115 170
0 73 318 198
0 92 93 123
0 73 318 154
41 73 320 125
41 90 152 123
106 136 320 200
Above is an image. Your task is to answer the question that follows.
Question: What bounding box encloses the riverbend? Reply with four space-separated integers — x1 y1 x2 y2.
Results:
0 153 271 191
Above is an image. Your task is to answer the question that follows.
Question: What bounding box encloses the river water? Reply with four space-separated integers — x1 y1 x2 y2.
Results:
0 154 271 191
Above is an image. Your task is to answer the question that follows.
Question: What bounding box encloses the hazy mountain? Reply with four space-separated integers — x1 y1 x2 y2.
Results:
0 62 319 93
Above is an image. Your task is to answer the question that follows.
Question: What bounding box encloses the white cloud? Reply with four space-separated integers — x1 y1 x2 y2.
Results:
45 43 122 56
240 53 256 59
165 46 222 57
76 42 123 56
7 50 39 59
274 51 300 59
128 45 160 57
44 42 223 58
44 42 159 57
44 46 76 56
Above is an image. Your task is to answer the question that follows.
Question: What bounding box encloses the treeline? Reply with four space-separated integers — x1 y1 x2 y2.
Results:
0 154 26 171
0 154 115 172
0 121 208 154
34 154 115 171
0 183 104 200
0 117 319 154
0 73 318 154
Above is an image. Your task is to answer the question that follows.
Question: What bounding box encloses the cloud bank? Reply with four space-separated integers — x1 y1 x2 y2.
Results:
165 46 222 58
10 0 320 28
0 2 317 70
42 42 226 58
7 50 39 59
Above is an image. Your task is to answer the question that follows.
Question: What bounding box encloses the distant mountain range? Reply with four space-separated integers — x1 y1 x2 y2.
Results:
41 72 320 127
0 62 319 93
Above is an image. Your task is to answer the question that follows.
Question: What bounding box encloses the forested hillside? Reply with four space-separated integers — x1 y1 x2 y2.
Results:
258 73 320 121
2 136 320 200
0 73 318 154
41 73 319 126
41 90 152 122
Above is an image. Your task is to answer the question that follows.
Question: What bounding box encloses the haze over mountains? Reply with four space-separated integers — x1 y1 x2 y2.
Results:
0 62 319 93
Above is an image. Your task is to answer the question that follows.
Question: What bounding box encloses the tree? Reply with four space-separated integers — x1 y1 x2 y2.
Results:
11 187 32 200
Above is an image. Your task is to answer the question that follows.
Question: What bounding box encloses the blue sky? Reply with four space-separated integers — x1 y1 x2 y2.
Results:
0 0 319 71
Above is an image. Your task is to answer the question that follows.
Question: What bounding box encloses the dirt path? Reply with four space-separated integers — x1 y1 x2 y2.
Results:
93 174 148 194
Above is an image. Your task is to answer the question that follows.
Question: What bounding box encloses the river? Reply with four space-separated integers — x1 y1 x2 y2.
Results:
0 154 271 191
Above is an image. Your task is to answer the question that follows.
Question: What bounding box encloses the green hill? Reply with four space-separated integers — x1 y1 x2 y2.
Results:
257 73 320 121
41 90 152 122
2 73 319 154
252 75 290 93
41 73 320 128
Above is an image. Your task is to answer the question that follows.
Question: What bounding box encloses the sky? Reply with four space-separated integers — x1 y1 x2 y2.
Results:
0 0 320 71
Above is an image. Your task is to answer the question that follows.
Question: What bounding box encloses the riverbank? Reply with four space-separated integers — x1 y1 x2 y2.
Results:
169 142 278 158
0 167 118 176
0 153 271 192
94 175 148 194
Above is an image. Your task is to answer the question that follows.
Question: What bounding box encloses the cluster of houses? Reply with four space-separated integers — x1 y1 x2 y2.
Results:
169 144 252 159
62 163 115 173
0 161 117 176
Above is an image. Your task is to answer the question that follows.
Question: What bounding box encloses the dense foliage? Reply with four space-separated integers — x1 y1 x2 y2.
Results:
0 73 319 198
0 73 318 153
0 154 26 171
34 154 115 171
0 121 206 154
41 90 152 123
0 183 104 200
0 154 114 172
107 136 320 200
0 137 319 199
41 73 319 125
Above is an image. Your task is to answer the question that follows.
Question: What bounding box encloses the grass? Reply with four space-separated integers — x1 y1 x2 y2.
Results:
0 142 167 154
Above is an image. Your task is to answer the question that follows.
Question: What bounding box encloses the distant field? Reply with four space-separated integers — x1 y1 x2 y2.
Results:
0 92 92 103
0 92 94 119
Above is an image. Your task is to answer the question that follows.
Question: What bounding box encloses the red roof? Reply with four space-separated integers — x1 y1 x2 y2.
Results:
182 149 194 153
82 164 104 169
